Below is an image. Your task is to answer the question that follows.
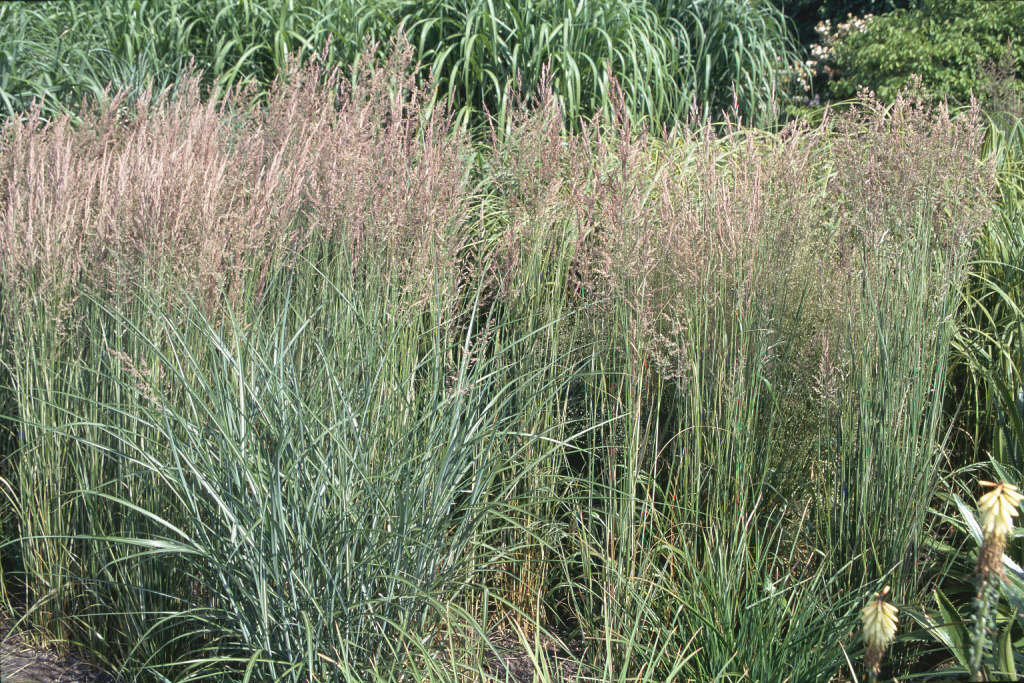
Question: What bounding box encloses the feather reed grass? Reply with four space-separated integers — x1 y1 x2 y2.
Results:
0 41 1002 680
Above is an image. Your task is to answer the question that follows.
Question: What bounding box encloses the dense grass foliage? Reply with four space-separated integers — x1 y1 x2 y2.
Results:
654 0 799 125
0 0 377 116
951 116 1024 472
0 0 800 130
1 44 1014 680
395 0 686 130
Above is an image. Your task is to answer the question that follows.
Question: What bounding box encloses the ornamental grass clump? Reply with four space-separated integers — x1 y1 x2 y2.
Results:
970 480 1024 679
0 38 474 650
861 585 898 681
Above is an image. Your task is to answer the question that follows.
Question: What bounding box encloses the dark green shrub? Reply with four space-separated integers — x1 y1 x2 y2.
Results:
773 0 911 47
825 0 1024 104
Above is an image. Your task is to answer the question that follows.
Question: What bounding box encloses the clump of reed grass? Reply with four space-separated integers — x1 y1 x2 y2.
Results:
0 41 1008 680
0 37 474 649
462 81 998 679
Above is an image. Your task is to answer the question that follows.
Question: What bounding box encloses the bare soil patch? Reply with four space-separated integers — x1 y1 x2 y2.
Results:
1 619 117 683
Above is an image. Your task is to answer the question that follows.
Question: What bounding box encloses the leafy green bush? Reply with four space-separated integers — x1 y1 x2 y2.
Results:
824 0 1024 104
794 0 904 16
772 0 910 47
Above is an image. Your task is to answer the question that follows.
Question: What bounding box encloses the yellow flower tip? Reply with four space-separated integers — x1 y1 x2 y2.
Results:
861 588 898 651
978 481 1024 542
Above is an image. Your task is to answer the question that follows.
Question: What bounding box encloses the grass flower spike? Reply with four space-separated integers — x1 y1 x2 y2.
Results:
861 586 898 680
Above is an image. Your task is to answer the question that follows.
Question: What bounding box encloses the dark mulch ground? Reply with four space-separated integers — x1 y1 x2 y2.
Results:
0 619 117 683
482 632 587 682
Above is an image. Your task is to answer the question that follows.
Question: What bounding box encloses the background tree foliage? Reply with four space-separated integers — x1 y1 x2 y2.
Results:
823 0 1024 105
773 0 910 46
